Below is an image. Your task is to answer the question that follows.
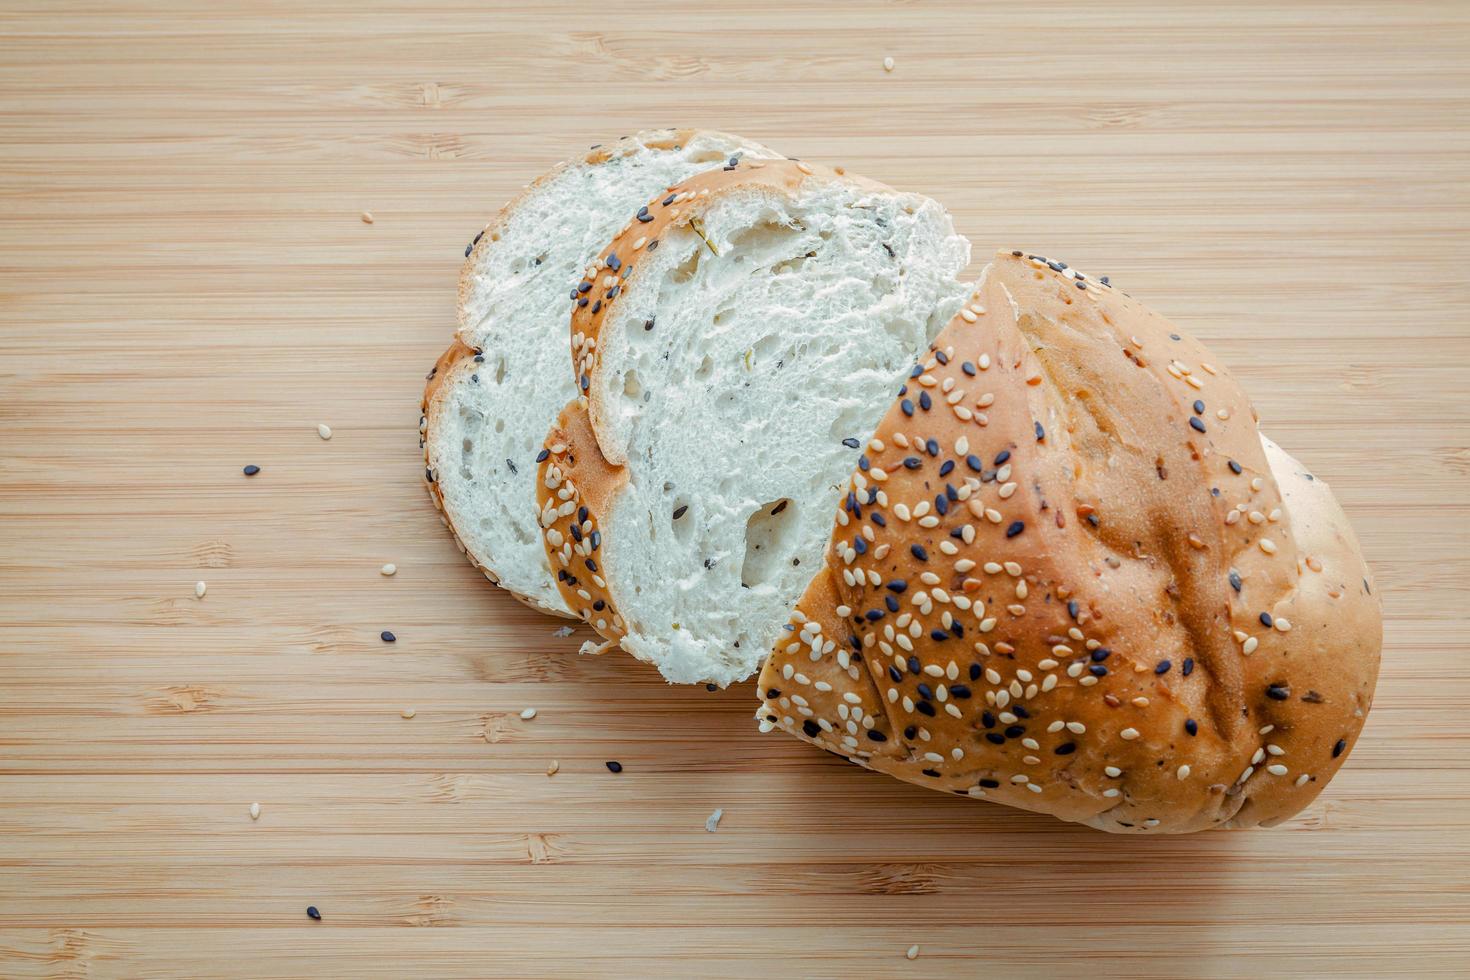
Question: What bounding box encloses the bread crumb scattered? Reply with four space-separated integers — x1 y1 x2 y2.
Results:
553 625 575 637
705 808 724 832
316 423 332 440
361 211 374 224
380 563 397 576
194 581 207 599
546 760 559 776
906 944 920 960
400 707 416 719
883 56 895 72
520 707 537 720
250 802 261 820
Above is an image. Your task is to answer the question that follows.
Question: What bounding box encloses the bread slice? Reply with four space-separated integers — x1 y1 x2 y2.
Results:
752 250 1381 833
422 130 781 615
538 159 971 683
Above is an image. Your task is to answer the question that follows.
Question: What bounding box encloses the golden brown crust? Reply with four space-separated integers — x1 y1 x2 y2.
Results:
756 250 1382 833
536 400 629 649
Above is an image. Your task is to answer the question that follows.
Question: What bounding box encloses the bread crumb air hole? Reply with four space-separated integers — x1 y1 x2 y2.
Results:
741 498 796 588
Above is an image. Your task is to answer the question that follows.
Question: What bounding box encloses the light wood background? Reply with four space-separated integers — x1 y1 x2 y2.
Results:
2 2 1467 977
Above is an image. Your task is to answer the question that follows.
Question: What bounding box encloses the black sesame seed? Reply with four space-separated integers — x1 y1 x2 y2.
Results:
919 391 932 411
886 579 908 593
853 537 868 555
644 317 655 331
1055 742 1077 755
802 720 821 738
584 558 598 572
307 906 321 920
1266 683 1290 701
242 464 260 476
889 665 904 683
1155 660 1172 675
935 495 949 516
929 630 948 642
864 609 883 622
1067 600 1080 620
1004 724 1025 739
872 513 886 527
1185 718 1198 736
1005 521 1025 538
1182 657 1194 677
904 725 918 739
380 631 396 643
908 656 921 675
901 399 914 417
979 777 1001 789
917 682 934 700
938 460 955 476
1189 417 1207 434
662 193 676 206
903 456 922 470
1088 664 1108 677
916 701 936 717
606 760 623 773
867 730 887 742
985 732 1006 745
1259 612 1274 628
934 351 948 365
1228 459 1243 475
858 455 871 471
1170 333 1181 341
535 448 550 463
950 684 971 699
885 596 900 613
910 545 928 561
1035 422 1045 442
1091 648 1111 662
921 768 941 777
1333 738 1347 758
970 663 982 681
981 710 995 728
589 530 601 550
842 437 860 449
1193 400 1205 415
965 454 983 472
605 253 621 272
636 212 654 223
1229 569 1242 592
962 361 977 376
673 505 688 520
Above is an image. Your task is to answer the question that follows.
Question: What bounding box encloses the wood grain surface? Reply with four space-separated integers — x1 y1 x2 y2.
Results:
2 1 1467 977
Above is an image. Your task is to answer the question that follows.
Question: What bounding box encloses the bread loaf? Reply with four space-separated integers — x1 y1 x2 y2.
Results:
536 158 970 684
753 250 1381 832
423 130 780 615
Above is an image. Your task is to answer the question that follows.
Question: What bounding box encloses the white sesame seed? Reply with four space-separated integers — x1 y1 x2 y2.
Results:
906 944 919 960
520 707 537 720
1120 728 1141 740
1103 788 1120 798
194 580 206 599
401 708 416 719
1066 721 1086 734
959 308 977 323
1295 773 1311 787
547 760 559 776
317 423 333 440
1274 617 1292 632
1268 764 1289 776
1243 636 1259 655
1105 766 1122 777
250 802 261 820
380 563 397 577
1177 764 1191 780
705 808 724 832
361 211 374 224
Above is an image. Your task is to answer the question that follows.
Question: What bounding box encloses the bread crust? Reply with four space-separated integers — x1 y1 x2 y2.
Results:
754 250 1381 833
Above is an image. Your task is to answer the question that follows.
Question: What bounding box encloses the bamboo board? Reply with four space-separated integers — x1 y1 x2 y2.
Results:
2 2 1468 977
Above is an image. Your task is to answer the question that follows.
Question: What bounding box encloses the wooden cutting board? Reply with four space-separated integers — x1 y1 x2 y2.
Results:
2 2 1467 977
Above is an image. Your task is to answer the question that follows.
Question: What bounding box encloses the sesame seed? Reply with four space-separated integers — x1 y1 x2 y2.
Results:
546 760 559 776
606 760 623 773
400 707 415 718
705 808 724 832
520 707 537 720
194 580 207 599
380 630 396 643
1177 764 1191 780
380 563 396 576
906 944 920 960
1333 738 1347 758
307 906 321 921
250 802 261 820
242 464 260 476
1120 728 1141 740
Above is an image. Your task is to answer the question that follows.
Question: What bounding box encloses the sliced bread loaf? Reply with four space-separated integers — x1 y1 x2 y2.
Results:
423 130 781 615
538 159 971 683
